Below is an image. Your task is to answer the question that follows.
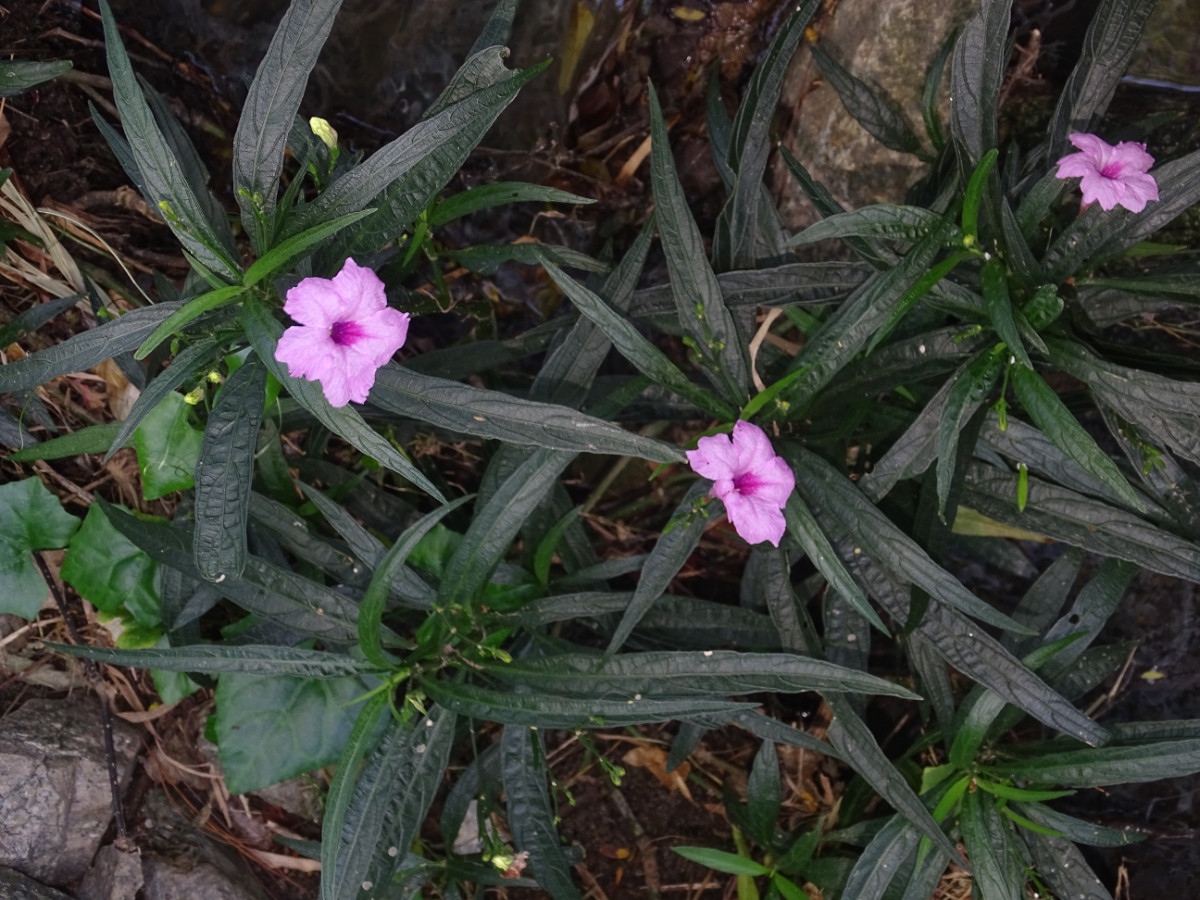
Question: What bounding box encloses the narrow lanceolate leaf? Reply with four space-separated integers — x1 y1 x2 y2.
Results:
233 0 344 254
1008 365 1145 512
606 481 710 655
8 423 126 462
936 348 1003 519
965 462 1200 583
980 257 1030 367
48 642 380 678
961 789 1022 900
284 58 546 242
193 356 266 582
320 692 389 900
134 284 246 360
785 444 1033 634
839 814 920 900
988 738 1200 788
1046 0 1158 160
0 301 183 394
431 182 594 227
948 0 1009 165
809 42 924 156
786 205 947 248
439 451 568 605
98 0 238 278
240 298 445 501
0 59 72 97
716 0 819 269
242 209 374 287
648 82 751 404
502 725 583 900
540 257 735 419
422 678 755 728
370 364 683 463
359 496 472 667
1012 802 1145 847
484 650 919 700
1021 831 1114 900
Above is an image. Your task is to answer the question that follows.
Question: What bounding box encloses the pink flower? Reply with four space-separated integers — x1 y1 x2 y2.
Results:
686 420 795 547
1055 133 1159 213
274 258 410 407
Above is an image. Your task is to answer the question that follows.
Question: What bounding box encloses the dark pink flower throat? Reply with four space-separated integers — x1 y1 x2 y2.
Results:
330 319 366 347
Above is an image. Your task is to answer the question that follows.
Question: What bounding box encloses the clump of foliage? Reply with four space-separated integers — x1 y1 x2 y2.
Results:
3 0 1200 898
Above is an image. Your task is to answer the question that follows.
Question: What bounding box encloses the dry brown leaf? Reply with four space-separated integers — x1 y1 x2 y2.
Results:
621 744 694 803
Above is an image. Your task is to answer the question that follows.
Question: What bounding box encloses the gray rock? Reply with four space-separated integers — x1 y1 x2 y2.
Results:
0 698 139 886
0 868 73 900
75 844 144 900
772 0 975 230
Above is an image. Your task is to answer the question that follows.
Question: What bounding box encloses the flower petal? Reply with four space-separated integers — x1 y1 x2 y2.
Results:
1112 140 1154 174
742 456 795 506
731 420 777 472
1116 171 1159 212
1067 132 1112 159
275 325 336 382
722 491 787 547
343 307 411 368
330 257 388 321
687 432 739 482
1055 151 1098 180
284 278 344 328
1078 171 1125 211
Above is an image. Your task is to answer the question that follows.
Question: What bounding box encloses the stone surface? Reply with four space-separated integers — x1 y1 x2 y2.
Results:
75 844 145 900
0 698 140 886
772 0 975 230
0 868 73 900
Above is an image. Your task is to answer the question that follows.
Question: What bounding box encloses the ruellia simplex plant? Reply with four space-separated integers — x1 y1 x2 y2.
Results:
3 0 1200 897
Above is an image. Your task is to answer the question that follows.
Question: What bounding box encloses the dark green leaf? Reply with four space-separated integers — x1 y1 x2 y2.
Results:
838 813 920 900
133 391 202 501
0 301 184 395
989 738 1200 787
232 0 344 253
242 209 374 287
981 258 1030 367
937 348 1003 518
0 59 72 97
451 242 607 277
49 642 379 678
430 182 594 227
1021 830 1114 900
502 725 583 900
948 0 1009 165
787 205 947 248
960 788 1022 900
0 294 80 349
1012 802 1145 847
61 505 159 625
746 740 782 848
8 423 127 462
810 42 923 156
194 356 267 582
673 847 769 877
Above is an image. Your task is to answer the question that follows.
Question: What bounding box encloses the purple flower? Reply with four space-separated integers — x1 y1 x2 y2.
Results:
274 258 410 407
1055 133 1159 213
686 420 795 547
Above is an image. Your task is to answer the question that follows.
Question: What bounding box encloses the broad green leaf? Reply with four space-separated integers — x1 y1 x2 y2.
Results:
50 642 378 678
215 670 377 794
502 725 583 900
61 505 159 626
421 678 755 728
106 338 220 460
371 364 683 463
232 0 344 253
319 692 390 900
194 356 266 582
98 0 238 277
1046 0 1158 159
8 423 127 462
809 42 923 156
134 390 202 501
0 301 184 395
329 707 456 900
240 298 446 501
359 496 471 667
673 847 770 877
0 478 81 618
1009 365 1145 511
606 481 710 655
960 788 1022 900
430 182 594 227
786 205 947 248
485 650 919 700
648 81 751 403
540 257 735 419
0 59 72 97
